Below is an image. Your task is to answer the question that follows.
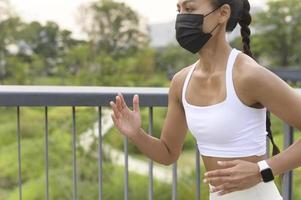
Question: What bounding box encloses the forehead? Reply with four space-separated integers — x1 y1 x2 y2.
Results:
177 0 196 5
177 0 210 6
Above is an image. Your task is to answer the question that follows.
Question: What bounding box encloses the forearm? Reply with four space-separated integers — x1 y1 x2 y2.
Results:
267 139 301 176
129 128 174 165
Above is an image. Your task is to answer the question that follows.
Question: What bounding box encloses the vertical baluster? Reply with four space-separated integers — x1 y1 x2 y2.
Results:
124 136 129 200
17 106 22 200
98 106 103 200
195 144 201 200
148 107 154 200
172 162 177 200
72 106 78 200
282 123 293 200
45 107 49 200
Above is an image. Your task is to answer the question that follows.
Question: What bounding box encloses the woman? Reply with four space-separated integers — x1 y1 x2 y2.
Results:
110 0 300 199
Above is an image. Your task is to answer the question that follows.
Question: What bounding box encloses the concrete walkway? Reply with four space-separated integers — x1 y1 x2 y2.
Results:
79 108 174 183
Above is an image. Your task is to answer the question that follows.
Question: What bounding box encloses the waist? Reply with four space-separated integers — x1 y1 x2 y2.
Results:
203 154 266 173
203 154 266 187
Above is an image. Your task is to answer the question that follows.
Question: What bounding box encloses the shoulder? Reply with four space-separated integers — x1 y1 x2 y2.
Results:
234 52 286 102
169 63 195 103
235 52 268 82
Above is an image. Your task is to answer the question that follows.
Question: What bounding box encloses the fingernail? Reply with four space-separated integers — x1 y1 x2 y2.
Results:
203 179 207 183
217 161 223 164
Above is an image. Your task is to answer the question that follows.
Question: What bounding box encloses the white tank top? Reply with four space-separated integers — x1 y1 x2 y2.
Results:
182 48 267 158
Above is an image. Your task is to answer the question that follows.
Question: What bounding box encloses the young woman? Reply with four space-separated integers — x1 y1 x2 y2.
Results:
110 0 301 199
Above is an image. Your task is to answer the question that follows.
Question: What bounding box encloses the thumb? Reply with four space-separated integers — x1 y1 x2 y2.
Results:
133 94 140 112
217 160 240 168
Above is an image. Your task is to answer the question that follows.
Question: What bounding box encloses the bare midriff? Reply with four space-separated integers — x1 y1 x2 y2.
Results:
202 154 265 186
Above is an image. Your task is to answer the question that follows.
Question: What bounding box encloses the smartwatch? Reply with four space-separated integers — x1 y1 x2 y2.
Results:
257 160 274 183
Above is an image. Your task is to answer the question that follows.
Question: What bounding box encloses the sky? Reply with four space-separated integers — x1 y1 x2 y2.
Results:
9 0 266 39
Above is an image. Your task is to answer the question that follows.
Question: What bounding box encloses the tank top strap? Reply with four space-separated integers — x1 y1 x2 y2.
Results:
225 48 241 101
182 48 241 106
182 61 198 106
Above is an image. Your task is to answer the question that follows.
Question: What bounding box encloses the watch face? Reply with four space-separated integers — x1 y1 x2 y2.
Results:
261 168 274 182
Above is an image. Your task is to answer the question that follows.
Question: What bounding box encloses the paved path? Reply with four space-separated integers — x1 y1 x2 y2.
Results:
79 108 174 183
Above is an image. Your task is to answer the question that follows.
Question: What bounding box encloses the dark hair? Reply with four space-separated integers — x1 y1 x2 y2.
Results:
212 0 280 156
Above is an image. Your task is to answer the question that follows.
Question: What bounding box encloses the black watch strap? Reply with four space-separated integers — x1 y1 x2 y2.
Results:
257 160 274 183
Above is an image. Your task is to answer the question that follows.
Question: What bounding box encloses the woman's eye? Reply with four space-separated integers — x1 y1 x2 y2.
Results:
185 7 193 12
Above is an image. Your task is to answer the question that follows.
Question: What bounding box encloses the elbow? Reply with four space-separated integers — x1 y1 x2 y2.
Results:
161 155 178 166
161 160 173 166
160 139 179 166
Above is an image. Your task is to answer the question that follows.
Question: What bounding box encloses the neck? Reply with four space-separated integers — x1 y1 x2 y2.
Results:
196 34 232 74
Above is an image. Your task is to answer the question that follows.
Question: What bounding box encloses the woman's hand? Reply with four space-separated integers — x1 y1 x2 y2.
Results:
110 92 142 139
203 160 262 196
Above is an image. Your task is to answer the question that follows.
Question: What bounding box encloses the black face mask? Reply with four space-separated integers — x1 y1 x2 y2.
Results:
175 7 220 54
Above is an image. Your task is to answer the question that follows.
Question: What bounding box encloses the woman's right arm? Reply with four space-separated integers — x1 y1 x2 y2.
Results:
110 71 188 166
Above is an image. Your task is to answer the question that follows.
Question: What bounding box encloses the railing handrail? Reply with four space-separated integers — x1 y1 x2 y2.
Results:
0 85 300 107
270 68 301 82
0 85 169 107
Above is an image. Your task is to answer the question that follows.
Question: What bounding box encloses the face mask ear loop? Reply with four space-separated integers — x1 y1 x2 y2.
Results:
209 23 220 34
204 5 221 17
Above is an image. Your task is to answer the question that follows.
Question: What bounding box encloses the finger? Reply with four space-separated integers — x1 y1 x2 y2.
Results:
211 183 237 193
204 169 232 178
217 160 240 168
110 101 120 119
204 176 231 185
111 113 119 127
217 187 239 196
133 94 140 112
116 96 123 111
118 92 127 109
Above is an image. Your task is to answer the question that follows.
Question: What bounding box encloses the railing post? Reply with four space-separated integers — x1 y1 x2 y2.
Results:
98 106 103 200
17 106 22 200
72 107 78 200
172 162 177 200
195 144 201 200
282 123 294 200
124 136 129 200
45 107 49 200
148 107 154 200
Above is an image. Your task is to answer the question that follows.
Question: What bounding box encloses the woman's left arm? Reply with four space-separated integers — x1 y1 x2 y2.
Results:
204 61 301 195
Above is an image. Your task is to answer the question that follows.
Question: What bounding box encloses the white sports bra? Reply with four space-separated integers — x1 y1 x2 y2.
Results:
182 48 267 158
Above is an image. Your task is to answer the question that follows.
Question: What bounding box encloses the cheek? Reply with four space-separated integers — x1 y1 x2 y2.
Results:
202 19 215 32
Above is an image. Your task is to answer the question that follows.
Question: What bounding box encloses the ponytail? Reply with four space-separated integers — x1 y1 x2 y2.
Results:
238 0 253 58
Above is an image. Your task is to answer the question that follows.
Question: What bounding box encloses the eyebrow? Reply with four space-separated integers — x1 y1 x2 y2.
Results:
177 0 197 8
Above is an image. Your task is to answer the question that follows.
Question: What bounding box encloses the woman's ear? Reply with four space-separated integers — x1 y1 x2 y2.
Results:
218 4 231 24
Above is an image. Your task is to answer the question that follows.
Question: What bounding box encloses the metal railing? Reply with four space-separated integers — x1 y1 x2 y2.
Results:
0 85 300 200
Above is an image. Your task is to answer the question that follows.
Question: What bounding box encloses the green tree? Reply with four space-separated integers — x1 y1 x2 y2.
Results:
0 17 24 83
78 0 149 58
252 0 301 67
155 43 197 77
16 21 78 76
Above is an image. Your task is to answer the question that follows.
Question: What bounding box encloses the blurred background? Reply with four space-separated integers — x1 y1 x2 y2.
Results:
0 0 301 199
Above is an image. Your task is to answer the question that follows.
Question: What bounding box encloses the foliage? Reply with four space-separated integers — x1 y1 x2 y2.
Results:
78 0 149 59
232 0 301 67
